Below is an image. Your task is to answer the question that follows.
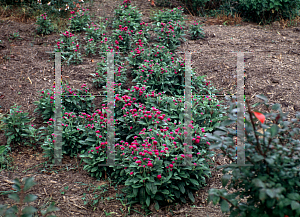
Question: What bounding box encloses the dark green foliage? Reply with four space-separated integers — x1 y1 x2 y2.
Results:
0 176 59 217
206 95 300 217
233 0 300 25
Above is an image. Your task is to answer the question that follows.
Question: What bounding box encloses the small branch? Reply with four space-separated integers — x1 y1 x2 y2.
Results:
246 99 264 157
219 196 239 209
246 156 254 164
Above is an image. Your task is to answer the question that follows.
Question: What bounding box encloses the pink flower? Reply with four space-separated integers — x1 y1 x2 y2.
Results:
147 162 153 167
157 174 162 180
169 164 173 168
130 171 134 175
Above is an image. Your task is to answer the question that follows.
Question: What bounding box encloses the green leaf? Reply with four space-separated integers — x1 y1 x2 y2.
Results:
45 202 60 213
21 206 37 214
188 191 195 203
271 103 281 111
91 167 98 172
189 179 199 186
266 189 275 198
259 190 267 202
133 187 138 197
269 125 279 138
256 94 268 102
252 178 266 188
291 201 300 210
180 196 186 203
252 155 264 162
221 174 231 187
24 194 37 203
8 193 20 202
0 204 8 215
154 201 159 210
146 196 150 207
139 187 146 205
287 193 300 201
23 177 36 191
0 146 6 154
150 182 157 195
178 182 185 194
220 199 230 212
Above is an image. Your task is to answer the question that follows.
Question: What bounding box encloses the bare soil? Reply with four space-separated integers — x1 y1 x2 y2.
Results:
0 0 300 216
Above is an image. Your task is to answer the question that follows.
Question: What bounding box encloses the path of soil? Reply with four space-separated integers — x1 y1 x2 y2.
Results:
0 0 299 216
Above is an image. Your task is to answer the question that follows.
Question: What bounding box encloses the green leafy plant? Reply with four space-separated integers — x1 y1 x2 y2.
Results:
21 125 48 148
84 22 106 42
0 176 59 217
80 183 109 209
34 82 95 122
113 4 142 32
91 56 127 88
189 21 205 40
69 8 91 32
235 0 300 25
36 13 54 35
154 20 186 51
151 7 186 23
54 30 82 65
2 105 32 146
116 122 212 210
0 145 12 170
85 38 97 56
9 31 21 40
206 95 300 217
0 112 5 132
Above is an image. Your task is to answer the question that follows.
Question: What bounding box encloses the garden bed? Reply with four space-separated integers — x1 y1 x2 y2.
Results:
0 0 300 216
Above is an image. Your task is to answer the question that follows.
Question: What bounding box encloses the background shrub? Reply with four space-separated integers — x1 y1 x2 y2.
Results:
206 95 300 217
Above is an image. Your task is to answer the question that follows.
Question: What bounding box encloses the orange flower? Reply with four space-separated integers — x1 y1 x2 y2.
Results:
252 111 265 124
148 0 155 6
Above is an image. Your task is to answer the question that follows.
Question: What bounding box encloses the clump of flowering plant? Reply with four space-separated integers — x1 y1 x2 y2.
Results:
69 8 91 32
189 21 205 40
113 4 142 31
154 20 186 51
117 123 212 210
54 31 83 64
111 25 133 52
36 13 54 35
85 38 97 56
34 82 95 122
94 33 109 53
2 105 32 146
91 56 127 88
151 7 185 23
84 22 106 41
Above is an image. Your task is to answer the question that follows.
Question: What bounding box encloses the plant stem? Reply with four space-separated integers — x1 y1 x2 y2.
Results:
245 99 264 156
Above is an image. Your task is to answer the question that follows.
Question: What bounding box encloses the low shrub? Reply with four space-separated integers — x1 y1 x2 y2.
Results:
206 95 300 217
54 30 82 65
189 21 205 40
36 13 54 35
69 8 91 32
2 105 32 146
234 0 300 25
151 7 186 23
0 145 12 170
153 20 186 51
91 57 127 88
34 82 95 122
